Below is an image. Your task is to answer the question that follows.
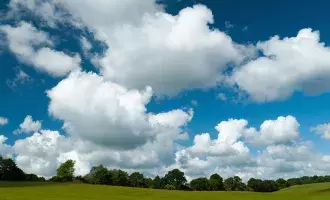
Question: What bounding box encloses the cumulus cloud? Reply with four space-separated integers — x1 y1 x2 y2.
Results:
47 70 192 151
0 135 12 158
170 117 327 181
244 116 300 146
7 114 330 181
13 130 72 177
0 22 81 77
233 28 330 101
14 115 42 134
10 1 255 95
311 123 330 140
0 117 8 126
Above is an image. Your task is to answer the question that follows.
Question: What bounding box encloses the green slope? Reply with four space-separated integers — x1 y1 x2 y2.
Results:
0 182 329 200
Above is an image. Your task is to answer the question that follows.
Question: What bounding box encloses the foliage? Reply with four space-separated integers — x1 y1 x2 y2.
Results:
209 173 224 191
224 176 248 191
56 160 75 182
129 172 145 188
2 155 330 194
0 156 25 181
163 169 187 190
190 177 210 191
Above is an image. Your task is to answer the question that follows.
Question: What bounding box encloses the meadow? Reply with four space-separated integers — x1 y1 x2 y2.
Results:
0 182 329 200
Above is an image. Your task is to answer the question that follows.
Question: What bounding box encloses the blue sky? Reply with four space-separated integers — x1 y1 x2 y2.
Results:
1 0 330 180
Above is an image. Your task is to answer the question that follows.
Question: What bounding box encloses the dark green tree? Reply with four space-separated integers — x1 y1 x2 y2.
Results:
129 172 145 188
190 177 210 191
276 178 290 189
0 156 25 181
152 175 162 189
85 165 110 185
163 169 187 190
224 176 247 191
209 173 224 191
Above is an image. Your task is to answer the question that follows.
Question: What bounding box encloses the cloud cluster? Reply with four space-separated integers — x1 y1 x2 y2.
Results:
47 71 192 150
2 0 330 181
0 22 81 77
233 29 330 101
0 135 12 158
9 0 255 95
311 123 330 140
14 115 42 134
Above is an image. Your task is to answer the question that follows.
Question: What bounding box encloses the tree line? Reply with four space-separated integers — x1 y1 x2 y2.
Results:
1 156 330 193
0 156 45 182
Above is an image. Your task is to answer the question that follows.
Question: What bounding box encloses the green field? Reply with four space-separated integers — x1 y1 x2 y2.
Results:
0 182 330 200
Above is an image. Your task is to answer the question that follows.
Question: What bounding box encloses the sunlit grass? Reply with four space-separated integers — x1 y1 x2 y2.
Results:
0 182 329 200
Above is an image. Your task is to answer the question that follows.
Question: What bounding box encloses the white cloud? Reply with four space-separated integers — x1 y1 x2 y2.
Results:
80 36 92 56
15 115 42 134
0 135 12 158
10 1 255 95
311 123 330 140
233 28 330 101
0 117 8 126
47 71 192 150
244 116 300 146
97 5 253 95
7 114 330 180
13 130 72 177
0 22 81 77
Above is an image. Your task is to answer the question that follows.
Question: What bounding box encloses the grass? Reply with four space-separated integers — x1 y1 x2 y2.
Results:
0 182 330 200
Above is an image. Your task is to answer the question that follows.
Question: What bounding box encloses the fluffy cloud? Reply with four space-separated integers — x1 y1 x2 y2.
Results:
233 28 330 101
14 115 42 134
47 71 192 150
244 116 300 146
10 1 254 95
311 123 330 140
0 135 12 158
171 117 327 181
0 117 8 126
256 142 330 180
13 130 72 177
0 22 81 77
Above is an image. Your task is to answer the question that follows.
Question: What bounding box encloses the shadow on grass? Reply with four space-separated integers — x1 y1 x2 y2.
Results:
314 188 330 193
0 181 57 188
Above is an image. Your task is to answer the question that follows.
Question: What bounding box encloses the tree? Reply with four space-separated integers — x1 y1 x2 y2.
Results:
144 177 154 188
190 177 210 191
152 175 162 189
0 156 25 181
261 180 279 192
224 176 247 191
85 165 110 185
248 178 262 192
209 173 224 191
110 169 129 186
56 160 75 182
276 178 290 189
163 169 187 190
129 172 145 188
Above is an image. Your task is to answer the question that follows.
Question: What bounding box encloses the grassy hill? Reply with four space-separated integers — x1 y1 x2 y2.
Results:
0 182 329 200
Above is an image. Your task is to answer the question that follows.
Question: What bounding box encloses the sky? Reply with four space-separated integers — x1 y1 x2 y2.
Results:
1 0 330 181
